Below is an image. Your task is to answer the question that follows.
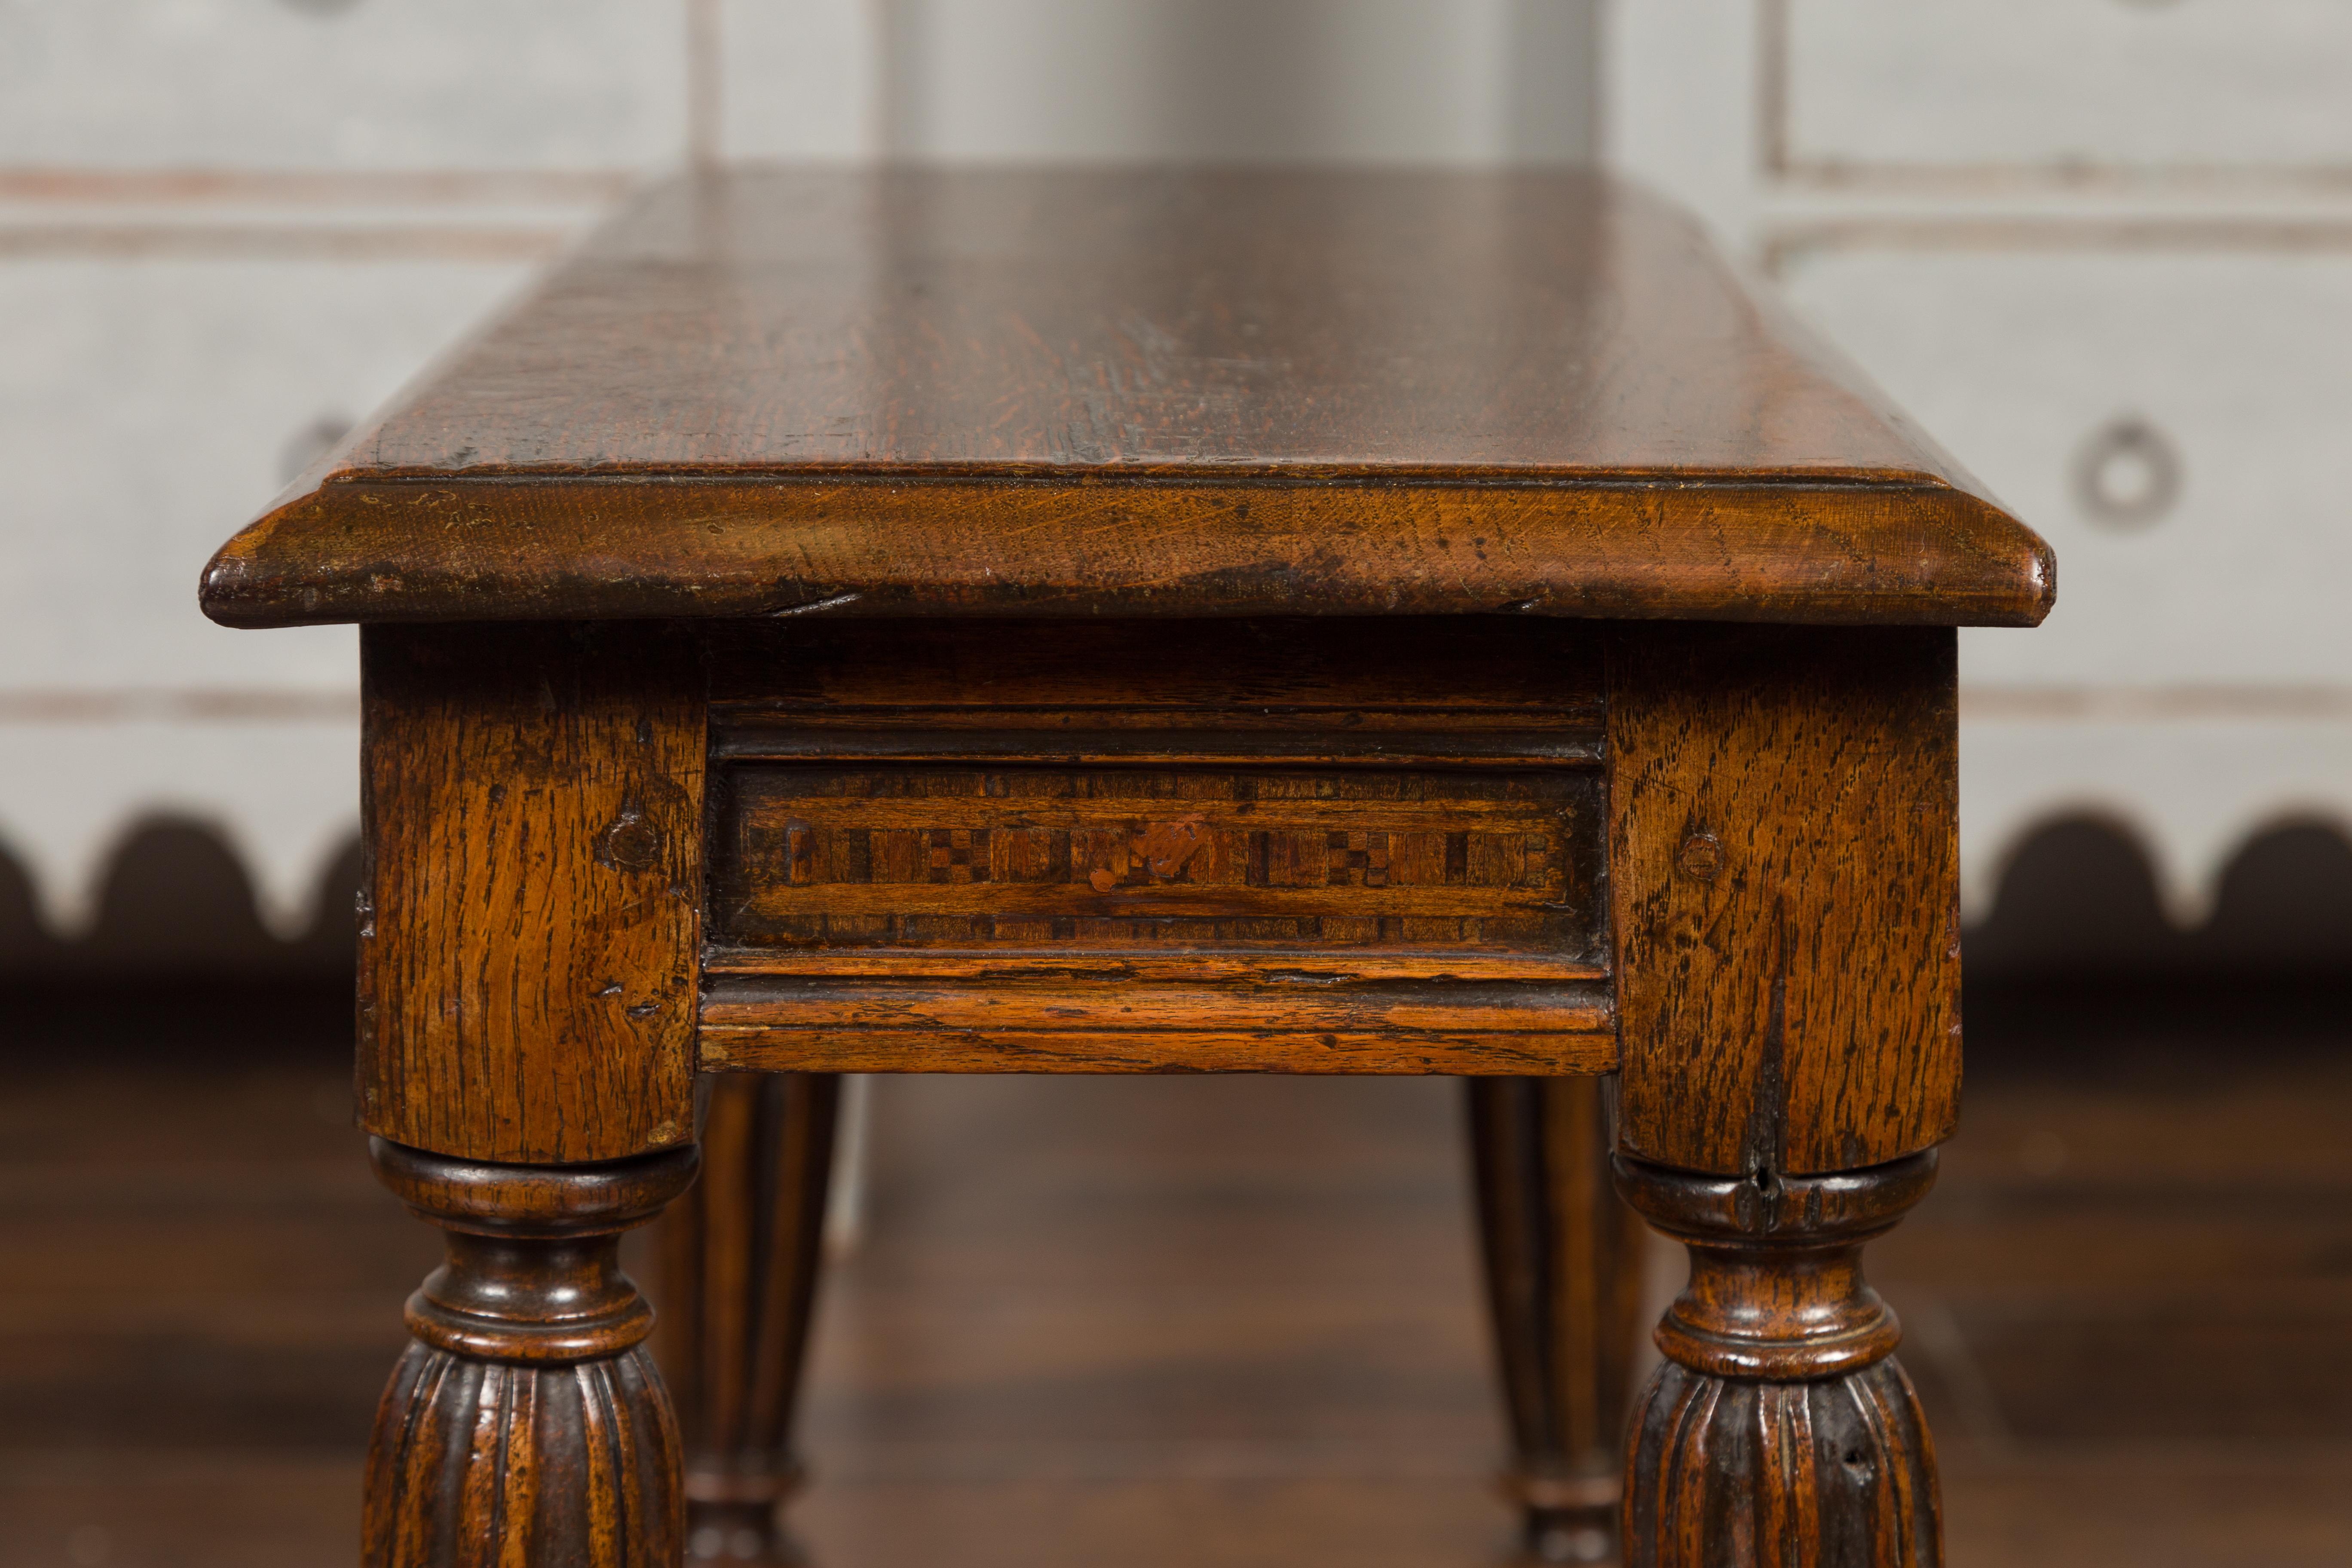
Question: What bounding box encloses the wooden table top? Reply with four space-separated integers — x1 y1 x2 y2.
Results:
200 166 2052 630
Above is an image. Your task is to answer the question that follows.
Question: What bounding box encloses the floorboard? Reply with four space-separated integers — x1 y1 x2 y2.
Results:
0 981 2344 1566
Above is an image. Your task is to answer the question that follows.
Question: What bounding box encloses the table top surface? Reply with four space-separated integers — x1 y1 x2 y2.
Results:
202 166 2052 630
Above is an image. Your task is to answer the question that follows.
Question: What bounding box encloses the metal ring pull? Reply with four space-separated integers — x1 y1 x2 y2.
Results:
2073 414 2182 529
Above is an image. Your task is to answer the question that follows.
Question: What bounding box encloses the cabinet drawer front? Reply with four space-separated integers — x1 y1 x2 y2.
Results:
1778 244 2352 690
1783 0 2352 177
0 1 683 173
712 763 1604 964
697 619 1614 1076
0 254 527 692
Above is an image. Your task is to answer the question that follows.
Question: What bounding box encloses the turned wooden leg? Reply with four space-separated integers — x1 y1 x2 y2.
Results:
1469 1077 1649 1564
1614 1152 1942 1568
364 1137 699 1568
657 1072 841 1564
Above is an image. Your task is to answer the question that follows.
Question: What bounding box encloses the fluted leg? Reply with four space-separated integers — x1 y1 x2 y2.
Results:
1469 1077 1649 1564
365 1137 698 1568
657 1072 841 1564
1616 1152 1942 1568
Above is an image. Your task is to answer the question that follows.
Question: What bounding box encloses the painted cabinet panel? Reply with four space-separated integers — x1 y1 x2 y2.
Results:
1 1 1601 952
0 255 532 930
0 256 531 689
0 0 686 171
717 0 1594 164
1782 0 2352 178
1605 0 2352 918
1777 245 2352 687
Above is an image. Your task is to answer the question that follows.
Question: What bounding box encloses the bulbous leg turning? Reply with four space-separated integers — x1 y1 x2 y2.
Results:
364 1137 700 1568
1616 1152 1942 1568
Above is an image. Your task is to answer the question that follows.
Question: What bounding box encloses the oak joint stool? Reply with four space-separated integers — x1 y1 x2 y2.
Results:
202 167 2053 1568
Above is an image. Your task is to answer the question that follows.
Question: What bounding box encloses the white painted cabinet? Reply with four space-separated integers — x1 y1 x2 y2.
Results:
0 1 686 172
1776 246 2352 688
20 0 2326 941
1607 0 2352 921
1779 0 2352 177
0 1 1598 948
0 255 534 930
0 0 656 940
715 0 1592 165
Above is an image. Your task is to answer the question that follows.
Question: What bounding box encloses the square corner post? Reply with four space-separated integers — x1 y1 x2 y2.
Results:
1605 622 1961 1568
354 621 707 1568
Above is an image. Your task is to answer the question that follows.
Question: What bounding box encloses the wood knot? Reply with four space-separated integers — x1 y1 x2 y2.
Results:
1675 829 1724 881
597 805 664 873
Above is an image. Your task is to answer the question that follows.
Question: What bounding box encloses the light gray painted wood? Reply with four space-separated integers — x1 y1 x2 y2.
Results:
720 0 1596 165
0 2 1602 943
1778 245 2352 688
1785 0 2352 178
1605 0 2352 922
0 0 689 171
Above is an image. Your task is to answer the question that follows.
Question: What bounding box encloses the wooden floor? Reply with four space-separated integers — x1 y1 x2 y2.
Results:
0 981 2346 1567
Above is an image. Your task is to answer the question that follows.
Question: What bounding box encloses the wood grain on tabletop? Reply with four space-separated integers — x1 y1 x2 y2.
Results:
1606 623 1963 1177
198 167 2052 630
358 621 704 1166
